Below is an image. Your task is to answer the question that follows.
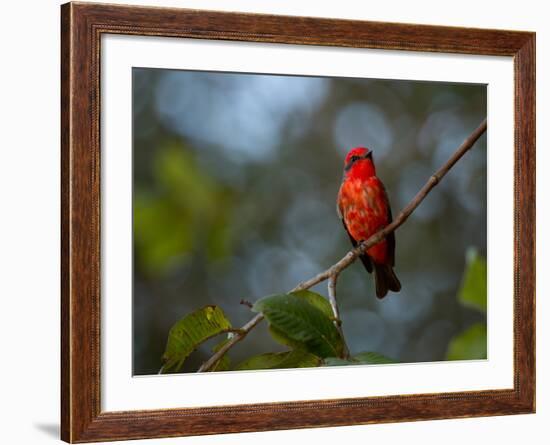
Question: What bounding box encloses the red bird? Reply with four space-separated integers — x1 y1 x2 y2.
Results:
337 147 401 298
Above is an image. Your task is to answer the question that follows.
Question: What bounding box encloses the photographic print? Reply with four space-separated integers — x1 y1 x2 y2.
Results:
132 69 487 375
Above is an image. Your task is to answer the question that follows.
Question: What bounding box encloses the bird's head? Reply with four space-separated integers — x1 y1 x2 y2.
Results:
343 147 375 178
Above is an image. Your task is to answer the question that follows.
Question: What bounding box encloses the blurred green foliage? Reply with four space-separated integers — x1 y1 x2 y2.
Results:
458 248 487 312
134 142 234 276
446 323 487 361
446 249 487 361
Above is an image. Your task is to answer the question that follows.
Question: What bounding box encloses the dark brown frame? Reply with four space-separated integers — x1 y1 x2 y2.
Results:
61 2 536 442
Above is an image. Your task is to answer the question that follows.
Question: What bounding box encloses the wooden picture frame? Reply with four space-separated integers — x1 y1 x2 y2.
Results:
61 2 535 442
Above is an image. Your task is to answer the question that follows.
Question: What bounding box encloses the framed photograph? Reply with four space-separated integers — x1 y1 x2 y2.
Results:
61 2 535 442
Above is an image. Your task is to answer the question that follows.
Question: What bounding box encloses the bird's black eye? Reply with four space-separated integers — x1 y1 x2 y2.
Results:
350 155 360 163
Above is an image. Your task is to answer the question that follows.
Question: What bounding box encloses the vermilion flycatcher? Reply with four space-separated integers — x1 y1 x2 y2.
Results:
337 147 401 298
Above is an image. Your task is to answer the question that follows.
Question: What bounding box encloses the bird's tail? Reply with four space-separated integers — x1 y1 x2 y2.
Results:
374 264 401 299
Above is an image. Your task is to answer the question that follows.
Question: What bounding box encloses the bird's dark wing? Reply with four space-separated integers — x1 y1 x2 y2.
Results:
340 218 373 274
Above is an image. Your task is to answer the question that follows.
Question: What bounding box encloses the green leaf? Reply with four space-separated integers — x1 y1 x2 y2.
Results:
290 290 334 319
253 293 344 358
322 357 352 366
353 352 397 364
323 352 396 367
234 350 321 370
162 306 232 373
458 248 487 312
268 325 305 350
446 323 487 361
265 290 336 352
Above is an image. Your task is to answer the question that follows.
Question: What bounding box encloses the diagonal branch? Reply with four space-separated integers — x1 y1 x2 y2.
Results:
198 118 487 372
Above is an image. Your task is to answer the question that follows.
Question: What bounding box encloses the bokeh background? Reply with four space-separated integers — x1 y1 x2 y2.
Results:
133 68 487 375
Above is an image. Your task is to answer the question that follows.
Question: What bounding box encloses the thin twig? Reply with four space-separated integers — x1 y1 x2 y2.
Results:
328 274 349 358
197 313 264 372
197 118 487 372
327 275 341 326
